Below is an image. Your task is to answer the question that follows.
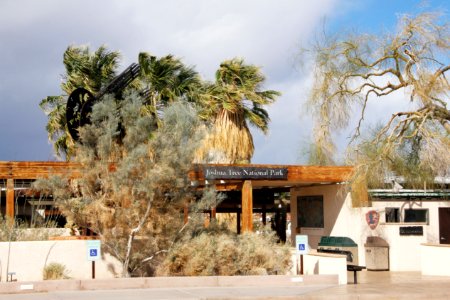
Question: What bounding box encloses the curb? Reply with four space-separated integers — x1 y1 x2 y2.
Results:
0 274 338 294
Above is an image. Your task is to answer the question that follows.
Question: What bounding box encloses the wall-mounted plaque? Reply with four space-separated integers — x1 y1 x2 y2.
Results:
399 226 423 236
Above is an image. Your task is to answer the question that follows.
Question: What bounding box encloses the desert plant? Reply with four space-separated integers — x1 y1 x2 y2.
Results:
43 262 71 280
156 224 292 276
0 215 67 242
34 96 219 277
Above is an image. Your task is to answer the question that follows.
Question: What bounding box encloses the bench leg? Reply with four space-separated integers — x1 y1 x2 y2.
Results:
353 270 357 284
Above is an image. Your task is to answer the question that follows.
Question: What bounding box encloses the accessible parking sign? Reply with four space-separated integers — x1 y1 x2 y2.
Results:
295 235 309 255
86 240 101 261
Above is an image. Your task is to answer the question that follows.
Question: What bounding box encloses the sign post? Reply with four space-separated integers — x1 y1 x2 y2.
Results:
295 235 309 275
86 240 101 279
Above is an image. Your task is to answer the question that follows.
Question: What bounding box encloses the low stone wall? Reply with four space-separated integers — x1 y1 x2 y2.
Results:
303 250 347 285
0 274 339 294
421 243 450 276
0 240 122 281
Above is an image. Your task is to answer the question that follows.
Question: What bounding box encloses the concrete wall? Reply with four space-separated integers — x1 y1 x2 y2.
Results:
421 244 450 276
290 185 450 272
365 199 449 271
303 252 347 285
0 240 122 281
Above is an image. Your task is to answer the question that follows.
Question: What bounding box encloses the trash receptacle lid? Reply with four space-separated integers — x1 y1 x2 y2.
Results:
318 236 357 247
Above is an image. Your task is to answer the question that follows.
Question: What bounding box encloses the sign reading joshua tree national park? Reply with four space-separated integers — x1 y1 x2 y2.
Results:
203 166 288 180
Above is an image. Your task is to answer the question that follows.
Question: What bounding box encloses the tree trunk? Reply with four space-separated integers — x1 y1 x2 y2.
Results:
122 199 152 277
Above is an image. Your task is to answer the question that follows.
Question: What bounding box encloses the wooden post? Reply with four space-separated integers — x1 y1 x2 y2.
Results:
6 179 14 220
262 204 267 225
300 254 304 275
237 210 241 234
211 207 216 220
241 180 253 232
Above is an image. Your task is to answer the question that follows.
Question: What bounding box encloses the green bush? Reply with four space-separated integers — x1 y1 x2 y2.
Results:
156 226 292 276
43 262 71 280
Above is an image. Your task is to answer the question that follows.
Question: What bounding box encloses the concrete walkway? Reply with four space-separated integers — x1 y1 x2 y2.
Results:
1 272 450 299
0 274 338 295
0 285 335 300
303 271 450 299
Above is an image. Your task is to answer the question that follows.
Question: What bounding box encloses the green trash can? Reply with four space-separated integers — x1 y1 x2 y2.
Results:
317 236 359 265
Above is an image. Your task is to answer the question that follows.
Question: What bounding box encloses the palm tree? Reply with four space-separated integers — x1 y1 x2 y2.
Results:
197 58 280 163
138 52 202 121
40 45 121 159
40 95 75 158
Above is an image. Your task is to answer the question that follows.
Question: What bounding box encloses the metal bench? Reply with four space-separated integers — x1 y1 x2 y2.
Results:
7 272 17 282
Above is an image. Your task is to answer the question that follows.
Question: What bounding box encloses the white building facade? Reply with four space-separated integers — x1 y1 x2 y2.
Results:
290 185 450 272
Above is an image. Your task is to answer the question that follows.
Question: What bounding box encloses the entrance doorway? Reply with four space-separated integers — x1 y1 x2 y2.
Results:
439 207 450 244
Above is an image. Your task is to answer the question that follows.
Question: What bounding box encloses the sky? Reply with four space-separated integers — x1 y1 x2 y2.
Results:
0 0 448 164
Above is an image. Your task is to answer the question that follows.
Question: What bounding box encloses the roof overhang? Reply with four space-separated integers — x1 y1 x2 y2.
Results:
189 164 353 191
1 161 354 191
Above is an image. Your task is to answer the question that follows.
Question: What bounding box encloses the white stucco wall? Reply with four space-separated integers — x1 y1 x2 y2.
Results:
421 244 450 276
290 185 450 272
303 252 347 285
0 240 122 281
365 199 449 271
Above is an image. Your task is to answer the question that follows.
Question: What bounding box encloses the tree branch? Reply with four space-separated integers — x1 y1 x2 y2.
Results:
122 197 153 277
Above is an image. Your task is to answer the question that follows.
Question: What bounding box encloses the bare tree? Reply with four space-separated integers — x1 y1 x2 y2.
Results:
304 12 449 182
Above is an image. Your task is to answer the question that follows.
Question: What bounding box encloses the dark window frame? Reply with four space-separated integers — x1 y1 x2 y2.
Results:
385 207 400 223
404 208 428 224
297 195 324 228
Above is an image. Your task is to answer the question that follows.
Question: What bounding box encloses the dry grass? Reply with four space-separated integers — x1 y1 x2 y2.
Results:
43 262 71 280
156 228 292 276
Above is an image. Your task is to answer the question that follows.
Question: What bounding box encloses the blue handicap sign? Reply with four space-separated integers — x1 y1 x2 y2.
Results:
296 235 308 254
86 240 101 261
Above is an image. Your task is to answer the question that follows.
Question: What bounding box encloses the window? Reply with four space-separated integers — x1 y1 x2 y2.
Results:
404 209 428 223
297 195 324 228
385 207 400 223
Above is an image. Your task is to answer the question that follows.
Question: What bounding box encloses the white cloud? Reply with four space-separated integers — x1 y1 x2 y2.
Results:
0 0 347 162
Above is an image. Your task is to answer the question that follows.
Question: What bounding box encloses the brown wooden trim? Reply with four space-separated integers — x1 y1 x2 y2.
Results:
241 180 253 232
2 161 353 184
48 236 99 240
0 161 81 179
188 164 353 184
194 183 243 191
45 209 61 216
6 179 14 219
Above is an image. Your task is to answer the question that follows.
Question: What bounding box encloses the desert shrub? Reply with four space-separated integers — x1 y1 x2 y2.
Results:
156 225 292 276
43 262 71 280
0 215 66 242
